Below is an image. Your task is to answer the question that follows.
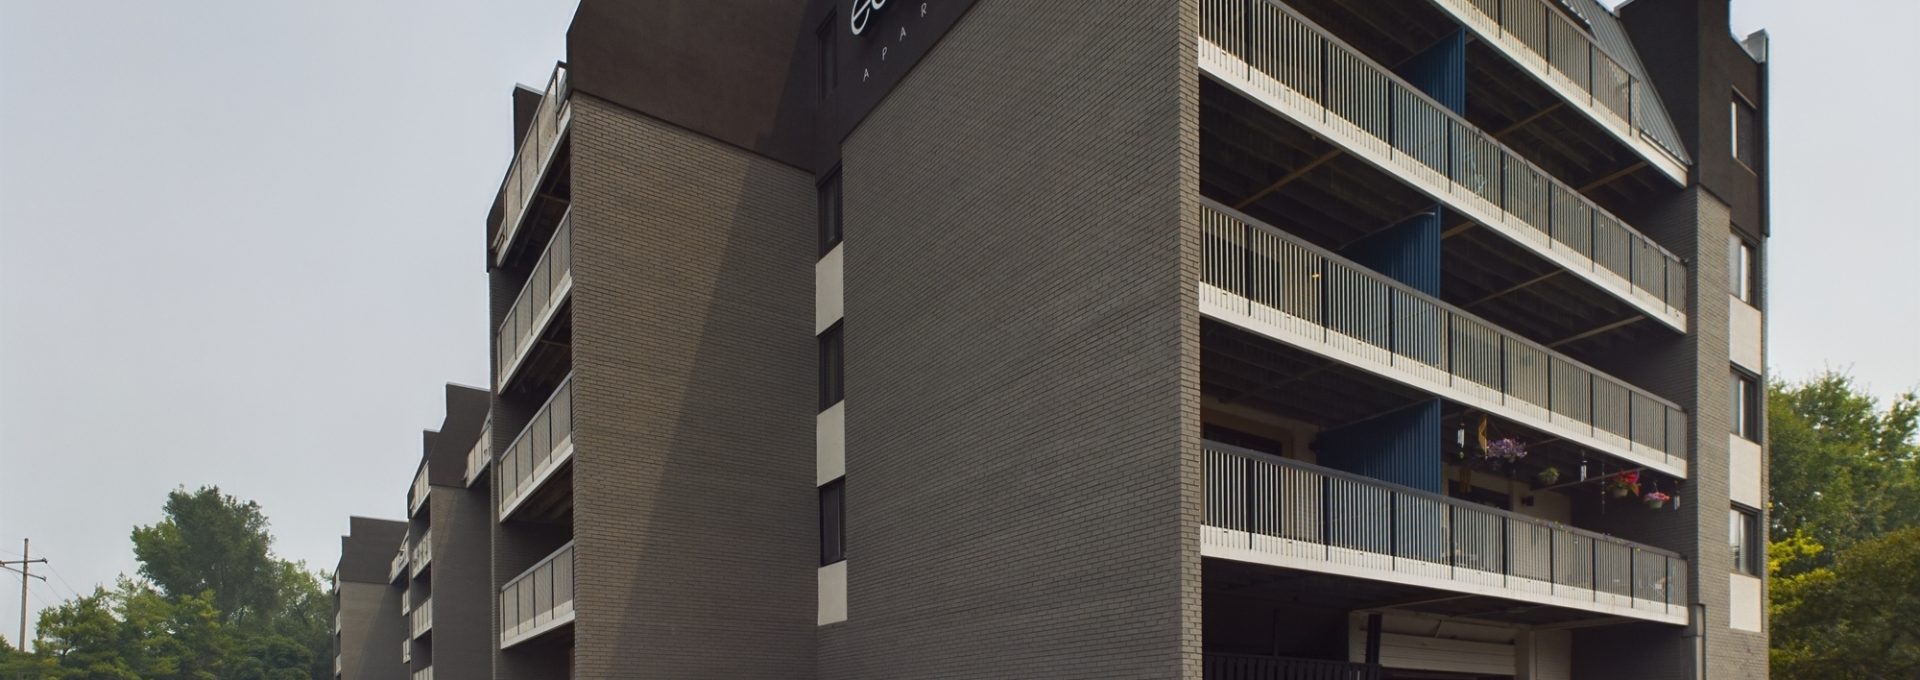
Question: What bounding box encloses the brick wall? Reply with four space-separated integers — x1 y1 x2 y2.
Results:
817 0 1202 677
566 94 820 678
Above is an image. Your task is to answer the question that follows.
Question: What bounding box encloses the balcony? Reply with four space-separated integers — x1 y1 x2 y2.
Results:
498 376 576 521
495 213 573 392
410 596 433 639
410 531 432 578
401 639 410 664
491 64 570 267
1205 442 1689 625
409 463 430 516
1197 0 1687 332
389 538 409 583
1204 655 1378 680
1202 200 1687 477
413 668 433 680
1423 0 1689 182
501 541 575 649
465 417 493 486
334 654 341 677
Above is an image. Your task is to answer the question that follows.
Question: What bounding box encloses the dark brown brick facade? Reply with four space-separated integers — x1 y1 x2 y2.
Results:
566 94 820 678
815 0 1204 677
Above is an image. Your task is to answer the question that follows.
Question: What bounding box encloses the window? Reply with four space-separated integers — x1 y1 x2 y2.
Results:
1728 234 1756 303
1730 507 1760 575
819 321 844 410
820 478 846 565
1731 371 1760 441
816 15 837 99
1732 94 1760 168
818 169 842 255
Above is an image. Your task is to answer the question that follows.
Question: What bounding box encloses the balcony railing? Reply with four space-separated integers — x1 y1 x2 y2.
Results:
401 586 412 616
498 376 576 520
1197 0 1687 330
465 418 493 486
491 64 570 267
335 654 342 676
410 597 433 639
1429 0 1690 177
401 639 410 664
1201 200 1687 477
409 463 430 516
500 541 575 649
412 668 433 680
389 538 409 583
410 531 431 577
1204 654 1379 680
495 213 573 391
1204 442 1689 623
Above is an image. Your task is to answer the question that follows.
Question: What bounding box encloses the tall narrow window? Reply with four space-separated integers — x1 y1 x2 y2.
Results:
1732 94 1760 168
820 478 846 565
819 321 844 410
1730 507 1760 575
1731 371 1760 441
1728 234 1756 303
818 169 843 255
817 15 837 99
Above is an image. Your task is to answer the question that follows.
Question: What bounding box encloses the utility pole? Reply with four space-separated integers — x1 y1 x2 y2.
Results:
0 539 47 653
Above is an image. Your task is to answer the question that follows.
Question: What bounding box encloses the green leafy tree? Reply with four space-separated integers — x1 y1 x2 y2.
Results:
1767 373 1920 574
21 486 328 679
1770 527 1920 679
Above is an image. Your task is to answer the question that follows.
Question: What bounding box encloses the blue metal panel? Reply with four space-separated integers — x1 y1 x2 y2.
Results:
1315 400 1442 493
1396 30 1466 115
1338 209 1442 296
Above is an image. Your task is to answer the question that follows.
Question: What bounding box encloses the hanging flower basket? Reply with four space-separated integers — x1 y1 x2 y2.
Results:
1604 470 1642 498
1643 491 1672 509
1536 466 1561 486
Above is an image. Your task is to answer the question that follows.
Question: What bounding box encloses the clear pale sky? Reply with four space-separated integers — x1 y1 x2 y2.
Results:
2 0 1916 647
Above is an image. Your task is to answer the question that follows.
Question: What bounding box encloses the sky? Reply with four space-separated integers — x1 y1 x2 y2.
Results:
2 0 1917 649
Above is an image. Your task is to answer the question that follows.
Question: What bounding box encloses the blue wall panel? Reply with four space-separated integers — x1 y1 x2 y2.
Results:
1339 210 1442 296
1315 399 1442 493
1396 30 1467 115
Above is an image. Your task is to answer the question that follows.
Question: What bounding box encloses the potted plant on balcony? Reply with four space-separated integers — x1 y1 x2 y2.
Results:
1604 470 1641 498
1536 465 1562 486
1643 491 1672 509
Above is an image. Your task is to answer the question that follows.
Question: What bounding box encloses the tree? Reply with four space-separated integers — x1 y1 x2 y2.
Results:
1766 373 1920 574
1770 527 1920 679
131 488 282 627
19 486 328 679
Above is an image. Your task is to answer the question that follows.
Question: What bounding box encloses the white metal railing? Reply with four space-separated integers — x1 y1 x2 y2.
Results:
335 654 342 676
1201 200 1688 476
410 531 431 577
1205 442 1689 622
413 667 433 680
500 541 576 648
492 63 571 266
495 213 573 391
465 418 494 486
1198 0 1688 327
401 639 410 664
389 537 409 582
410 596 433 638
401 586 412 616
1432 0 1689 171
409 463 430 516
498 376 576 519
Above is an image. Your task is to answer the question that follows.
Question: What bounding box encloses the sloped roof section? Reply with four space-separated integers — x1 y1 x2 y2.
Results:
1564 0 1692 164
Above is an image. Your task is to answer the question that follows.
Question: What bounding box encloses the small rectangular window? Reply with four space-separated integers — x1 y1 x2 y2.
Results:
820 478 846 565
1731 371 1760 441
817 15 837 99
818 169 842 255
1728 234 1756 303
1730 507 1760 575
819 321 844 410
1732 94 1760 168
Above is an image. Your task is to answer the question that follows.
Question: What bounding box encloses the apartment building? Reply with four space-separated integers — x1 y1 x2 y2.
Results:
333 385 492 680
339 0 1771 677
333 518 405 680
